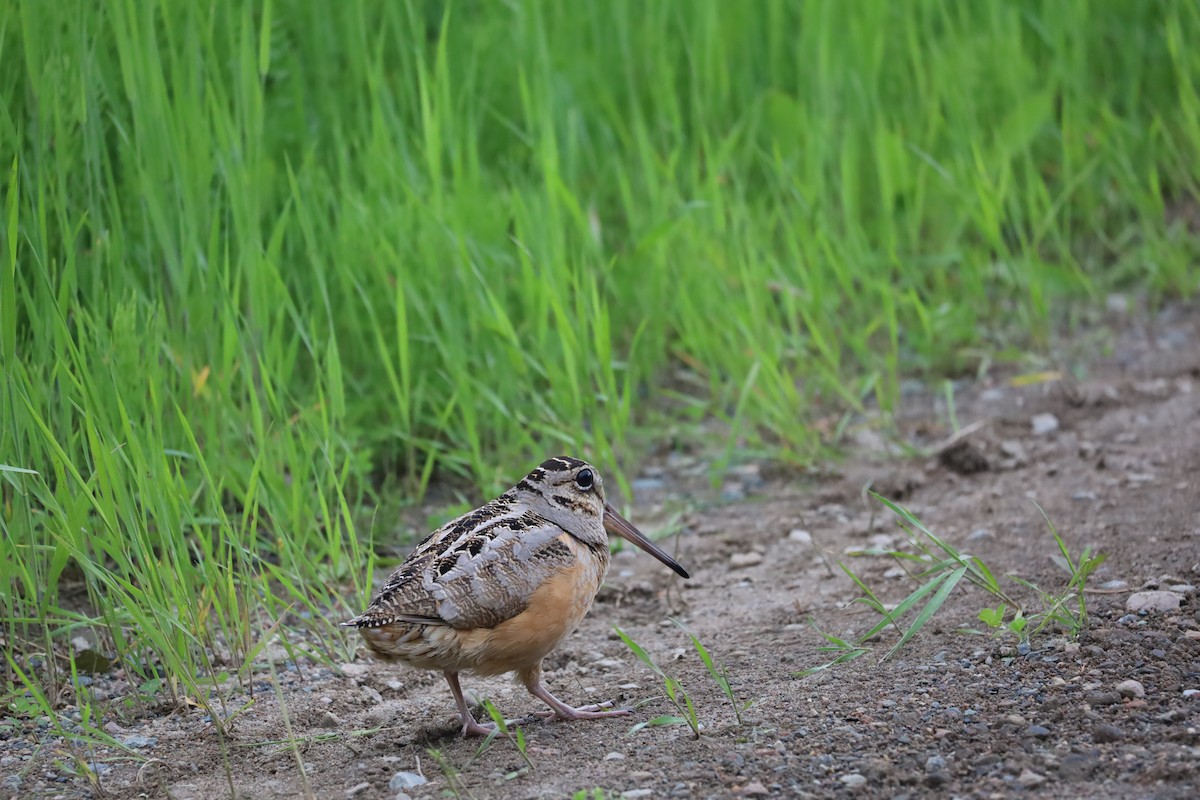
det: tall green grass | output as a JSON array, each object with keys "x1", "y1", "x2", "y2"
[{"x1": 1, "y1": 0, "x2": 1198, "y2": 711}]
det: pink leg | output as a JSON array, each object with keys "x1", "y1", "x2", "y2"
[
  {"x1": 443, "y1": 671, "x2": 496, "y2": 737},
  {"x1": 520, "y1": 664, "x2": 630, "y2": 722}
]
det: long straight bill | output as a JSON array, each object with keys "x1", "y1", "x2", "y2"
[{"x1": 603, "y1": 502, "x2": 690, "y2": 579}]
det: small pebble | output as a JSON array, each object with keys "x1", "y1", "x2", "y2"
[
  {"x1": 1025, "y1": 725, "x2": 1050, "y2": 738},
  {"x1": 999, "y1": 440, "x2": 1027, "y2": 462},
  {"x1": 840, "y1": 774, "x2": 867, "y2": 787},
  {"x1": 389, "y1": 772, "x2": 426, "y2": 791},
  {"x1": 1093, "y1": 724, "x2": 1124, "y2": 743},
  {"x1": 345, "y1": 782, "x2": 371, "y2": 797},
  {"x1": 122, "y1": 735, "x2": 157, "y2": 749},
  {"x1": 729, "y1": 552, "x2": 763, "y2": 568},
  {"x1": 924, "y1": 755, "x2": 946, "y2": 773},
  {"x1": 604, "y1": 752, "x2": 625, "y2": 761},
  {"x1": 1017, "y1": 768, "x2": 1046, "y2": 787},
  {"x1": 621, "y1": 791, "x2": 653, "y2": 799},
  {"x1": 340, "y1": 663, "x2": 370, "y2": 678},
  {"x1": 1031, "y1": 413, "x2": 1060, "y2": 436},
  {"x1": 1182, "y1": 689, "x2": 1198, "y2": 699},
  {"x1": 1115, "y1": 679, "x2": 1145, "y2": 699},
  {"x1": 1086, "y1": 691, "x2": 1122, "y2": 707},
  {"x1": 787, "y1": 529, "x2": 813, "y2": 546},
  {"x1": 742, "y1": 781, "x2": 769, "y2": 796},
  {"x1": 1059, "y1": 752, "x2": 1097, "y2": 780}
]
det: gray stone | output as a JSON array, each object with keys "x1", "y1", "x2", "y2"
[
  {"x1": 1031, "y1": 413, "x2": 1060, "y2": 436},
  {"x1": 1126, "y1": 591, "x2": 1182, "y2": 613},
  {"x1": 1017, "y1": 768, "x2": 1046, "y2": 787},
  {"x1": 1086, "y1": 691, "x2": 1122, "y2": 707},
  {"x1": 122, "y1": 735, "x2": 157, "y2": 748},
  {"x1": 1059, "y1": 753, "x2": 1097, "y2": 780},
  {"x1": 345, "y1": 782, "x2": 371, "y2": 797},
  {"x1": 999, "y1": 440, "x2": 1027, "y2": 461},
  {"x1": 1093, "y1": 724, "x2": 1124, "y2": 743},
  {"x1": 839, "y1": 774, "x2": 867, "y2": 788},
  {"x1": 1115, "y1": 679, "x2": 1145, "y2": 699},
  {"x1": 340, "y1": 662, "x2": 370, "y2": 678},
  {"x1": 388, "y1": 772, "x2": 427, "y2": 791}
]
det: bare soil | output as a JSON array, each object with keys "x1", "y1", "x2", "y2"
[{"x1": 4, "y1": 300, "x2": 1199, "y2": 799}]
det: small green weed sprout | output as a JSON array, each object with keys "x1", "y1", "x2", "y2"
[
  {"x1": 427, "y1": 748, "x2": 475, "y2": 800},
  {"x1": 796, "y1": 494, "x2": 1106, "y2": 675},
  {"x1": 671, "y1": 620, "x2": 752, "y2": 725},
  {"x1": 793, "y1": 622, "x2": 871, "y2": 677},
  {"x1": 613, "y1": 627, "x2": 700, "y2": 738},
  {"x1": 479, "y1": 698, "x2": 534, "y2": 777}
]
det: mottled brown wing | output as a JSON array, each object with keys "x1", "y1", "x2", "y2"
[{"x1": 343, "y1": 509, "x2": 577, "y2": 631}]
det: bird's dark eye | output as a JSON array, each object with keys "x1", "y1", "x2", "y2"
[{"x1": 574, "y1": 469, "x2": 594, "y2": 491}]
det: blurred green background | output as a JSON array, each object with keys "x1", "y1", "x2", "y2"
[{"x1": 1, "y1": 0, "x2": 1198, "y2": 697}]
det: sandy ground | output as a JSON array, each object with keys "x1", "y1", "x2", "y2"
[{"x1": 3, "y1": 300, "x2": 1199, "y2": 799}]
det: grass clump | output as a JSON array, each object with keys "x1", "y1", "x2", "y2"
[
  {"x1": 614, "y1": 626, "x2": 702, "y2": 739},
  {"x1": 797, "y1": 494, "x2": 1106, "y2": 675},
  {"x1": 615, "y1": 621, "x2": 750, "y2": 737},
  {"x1": 0, "y1": 0, "x2": 1196, "y2": 719}
]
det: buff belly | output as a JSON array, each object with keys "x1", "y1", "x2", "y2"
[{"x1": 359, "y1": 549, "x2": 607, "y2": 677}]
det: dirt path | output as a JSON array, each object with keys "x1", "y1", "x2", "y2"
[{"x1": 5, "y1": 302, "x2": 1199, "y2": 799}]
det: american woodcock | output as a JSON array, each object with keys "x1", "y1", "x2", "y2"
[{"x1": 342, "y1": 456, "x2": 689, "y2": 736}]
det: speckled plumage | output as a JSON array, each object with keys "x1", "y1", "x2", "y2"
[{"x1": 342, "y1": 456, "x2": 689, "y2": 736}]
